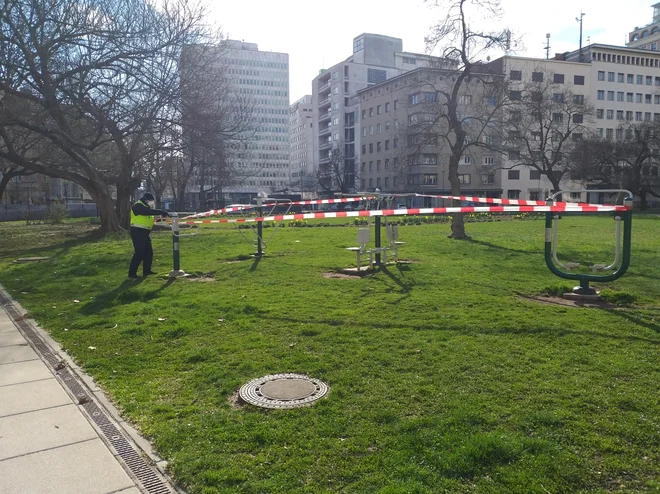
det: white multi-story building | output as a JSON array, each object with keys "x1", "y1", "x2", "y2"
[
  {"x1": 289, "y1": 95, "x2": 316, "y2": 196},
  {"x1": 628, "y1": 3, "x2": 660, "y2": 50}
]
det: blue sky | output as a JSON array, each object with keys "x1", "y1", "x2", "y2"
[{"x1": 210, "y1": 0, "x2": 652, "y2": 102}]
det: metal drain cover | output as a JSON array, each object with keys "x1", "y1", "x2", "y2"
[{"x1": 239, "y1": 373, "x2": 329, "y2": 409}]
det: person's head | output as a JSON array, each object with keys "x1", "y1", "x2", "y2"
[{"x1": 141, "y1": 192, "x2": 155, "y2": 207}]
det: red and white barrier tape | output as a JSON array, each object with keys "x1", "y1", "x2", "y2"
[
  {"x1": 161, "y1": 204, "x2": 629, "y2": 226},
  {"x1": 414, "y1": 193, "x2": 618, "y2": 208},
  {"x1": 184, "y1": 196, "x2": 374, "y2": 219}
]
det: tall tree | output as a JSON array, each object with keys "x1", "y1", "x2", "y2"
[
  {"x1": 0, "y1": 0, "x2": 223, "y2": 231},
  {"x1": 502, "y1": 73, "x2": 594, "y2": 193},
  {"x1": 317, "y1": 148, "x2": 354, "y2": 195},
  {"x1": 425, "y1": 0, "x2": 515, "y2": 239},
  {"x1": 571, "y1": 122, "x2": 660, "y2": 210}
]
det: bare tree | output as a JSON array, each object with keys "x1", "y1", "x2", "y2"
[
  {"x1": 571, "y1": 122, "x2": 660, "y2": 210},
  {"x1": 0, "y1": 0, "x2": 223, "y2": 231},
  {"x1": 501, "y1": 72, "x2": 594, "y2": 192},
  {"x1": 317, "y1": 148, "x2": 355, "y2": 195},
  {"x1": 424, "y1": 0, "x2": 515, "y2": 239}
]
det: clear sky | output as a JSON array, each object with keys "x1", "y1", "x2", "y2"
[{"x1": 208, "y1": 0, "x2": 653, "y2": 103}]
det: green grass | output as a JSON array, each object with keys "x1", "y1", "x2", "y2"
[{"x1": 1, "y1": 214, "x2": 659, "y2": 493}]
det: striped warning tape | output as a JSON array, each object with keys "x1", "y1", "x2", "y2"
[
  {"x1": 414, "y1": 193, "x2": 617, "y2": 208},
  {"x1": 161, "y1": 204, "x2": 630, "y2": 226},
  {"x1": 184, "y1": 196, "x2": 374, "y2": 219}
]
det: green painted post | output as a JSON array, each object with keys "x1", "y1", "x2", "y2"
[
  {"x1": 375, "y1": 215, "x2": 382, "y2": 265},
  {"x1": 256, "y1": 197, "x2": 263, "y2": 257}
]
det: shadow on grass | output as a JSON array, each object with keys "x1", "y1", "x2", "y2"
[
  {"x1": 249, "y1": 256, "x2": 261, "y2": 272},
  {"x1": 468, "y1": 239, "x2": 535, "y2": 255},
  {"x1": 605, "y1": 308, "x2": 660, "y2": 334},
  {"x1": 79, "y1": 278, "x2": 175, "y2": 315},
  {"x1": 377, "y1": 265, "x2": 416, "y2": 295},
  {"x1": 0, "y1": 230, "x2": 104, "y2": 260}
]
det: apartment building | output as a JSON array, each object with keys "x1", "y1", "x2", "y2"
[
  {"x1": 312, "y1": 34, "x2": 436, "y2": 193},
  {"x1": 181, "y1": 41, "x2": 290, "y2": 206},
  {"x1": 289, "y1": 95, "x2": 316, "y2": 196},
  {"x1": 627, "y1": 3, "x2": 660, "y2": 50},
  {"x1": 357, "y1": 68, "x2": 504, "y2": 201}
]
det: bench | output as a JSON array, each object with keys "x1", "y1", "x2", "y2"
[{"x1": 346, "y1": 228, "x2": 373, "y2": 270}]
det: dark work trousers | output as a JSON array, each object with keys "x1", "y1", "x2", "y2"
[{"x1": 129, "y1": 227, "x2": 153, "y2": 276}]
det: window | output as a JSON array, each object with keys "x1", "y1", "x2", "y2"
[
  {"x1": 483, "y1": 156, "x2": 495, "y2": 165},
  {"x1": 369, "y1": 107, "x2": 374, "y2": 117},
  {"x1": 597, "y1": 90, "x2": 605, "y2": 100},
  {"x1": 403, "y1": 56, "x2": 416, "y2": 65},
  {"x1": 530, "y1": 169, "x2": 541, "y2": 180},
  {"x1": 385, "y1": 140, "x2": 389, "y2": 150},
  {"x1": 598, "y1": 71, "x2": 605, "y2": 81},
  {"x1": 510, "y1": 70, "x2": 522, "y2": 80},
  {"x1": 574, "y1": 75, "x2": 585, "y2": 85},
  {"x1": 636, "y1": 111, "x2": 643, "y2": 121},
  {"x1": 608, "y1": 72, "x2": 615, "y2": 82},
  {"x1": 377, "y1": 160, "x2": 381, "y2": 170},
  {"x1": 423, "y1": 174, "x2": 438, "y2": 185},
  {"x1": 353, "y1": 37, "x2": 364, "y2": 53},
  {"x1": 529, "y1": 191, "x2": 541, "y2": 201},
  {"x1": 393, "y1": 100, "x2": 398, "y2": 110},
  {"x1": 606, "y1": 128, "x2": 613, "y2": 139},
  {"x1": 574, "y1": 94, "x2": 585, "y2": 104},
  {"x1": 377, "y1": 123, "x2": 381, "y2": 133},
  {"x1": 385, "y1": 102, "x2": 390, "y2": 112},
  {"x1": 508, "y1": 190, "x2": 521, "y2": 199},
  {"x1": 627, "y1": 92, "x2": 634, "y2": 102},
  {"x1": 617, "y1": 92, "x2": 624, "y2": 102},
  {"x1": 385, "y1": 121, "x2": 390, "y2": 131},
  {"x1": 510, "y1": 91, "x2": 522, "y2": 101},
  {"x1": 376, "y1": 178, "x2": 381, "y2": 188},
  {"x1": 597, "y1": 109, "x2": 604, "y2": 119},
  {"x1": 510, "y1": 111, "x2": 522, "y2": 121},
  {"x1": 409, "y1": 94, "x2": 419, "y2": 105},
  {"x1": 607, "y1": 91, "x2": 614, "y2": 101},
  {"x1": 458, "y1": 174, "x2": 471, "y2": 184},
  {"x1": 597, "y1": 128, "x2": 604, "y2": 137},
  {"x1": 362, "y1": 109, "x2": 366, "y2": 119},
  {"x1": 393, "y1": 138, "x2": 398, "y2": 148},
  {"x1": 618, "y1": 73, "x2": 624, "y2": 83},
  {"x1": 369, "y1": 143, "x2": 373, "y2": 153},
  {"x1": 531, "y1": 92, "x2": 542, "y2": 102},
  {"x1": 361, "y1": 162, "x2": 366, "y2": 172},
  {"x1": 508, "y1": 170, "x2": 520, "y2": 179},
  {"x1": 656, "y1": 77, "x2": 660, "y2": 86},
  {"x1": 369, "y1": 125, "x2": 374, "y2": 135},
  {"x1": 369, "y1": 161, "x2": 373, "y2": 171},
  {"x1": 552, "y1": 93, "x2": 564, "y2": 103},
  {"x1": 616, "y1": 110, "x2": 624, "y2": 120},
  {"x1": 646, "y1": 94, "x2": 653, "y2": 104},
  {"x1": 459, "y1": 95, "x2": 472, "y2": 105},
  {"x1": 532, "y1": 72, "x2": 544, "y2": 82},
  {"x1": 481, "y1": 174, "x2": 495, "y2": 184},
  {"x1": 573, "y1": 114, "x2": 583, "y2": 123},
  {"x1": 637, "y1": 93, "x2": 643, "y2": 103},
  {"x1": 385, "y1": 159, "x2": 389, "y2": 169},
  {"x1": 461, "y1": 155, "x2": 472, "y2": 164},
  {"x1": 361, "y1": 145, "x2": 366, "y2": 154},
  {"x1": 645, "y1": 112, "x2": 652, "y2": 121},
  {"x1": 607, "y1": 110, "x2": 613, "y2": 119},
  {"x1": 616, "y1": 128, "x2": 623, "y2": 140},
  {"x1": 637, "y1": 75, "x2": 643, "y2": 84},
  {"x1": 572, "y1": 133, "x2": 583, "y2": 141},
  {"x1": 626, "y1": 111, "x2": 633, "y2": 121},
  {"x1": 377, "y1": 105, "x2": 381, "y2": 115},
  {"x1": 627, "y1": 74, "x2": 634, "y2": 83},
  {"x1": 367, "y1": 68, "x2": 386, "y2": 84},
  {"x1": 552, "y1": 113, "x2": 564, "y2": 123},
  {"x1": 554, "y1": 73, "x2": 565, "y2": 83},
  {"x1": 376, "y1": 142, "x2": 381, "y2": 152},
  {"x1": 532, "y1": 132, "x2": 542, "y2": 141},
  {"x1": 647, "y1": 76, "x2": 653, "y2": 85},
  {"x1": 509, "y1": 150, "x2": 520, "y2": 160},
  {"x1": 421, "y1": 154, "x2": 437, "y2": 165}
]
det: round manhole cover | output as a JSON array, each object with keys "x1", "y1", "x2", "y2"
[{"x1": 239, "y1": 373, "x2": 329, "y2": 409}]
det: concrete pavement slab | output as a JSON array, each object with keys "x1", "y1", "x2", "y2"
[
  {"x1": 0, "y1": 344, "x2": 39, "y2": 365},
  {"x1": 112, "y1": 489, "x2": 143, "y2": 494},
  {"x1": 0, "y1": 438, "x2": 135, "y2": 494},
  {"x1": 0, "y1": 320, "x2": 17, "y2": 333},
  {"x1": 0, "y1": 359, "x2": 53, "y2": 387},
  {"x1": 0, "y1": 330, "x2": 27, "y2": 347},
  {"x1": 0, "y1": 404, "x2": 98, "y2": 460},
  {"x1": 0, "y1": 379, "x2": 70, "y2": 418}
]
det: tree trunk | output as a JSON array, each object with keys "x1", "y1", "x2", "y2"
[
  {"x1": 447, "y1": 154, "x2": 469, "y2": 239},
  {"x1": 639, "y1": 189, "x2": 647, "y2": 211},
  {"x1": 0, "y1": 170, "x2": 17, "y2": 202},
  {"x1": 87, "y1": 186, "x2": 122, "y2": 232}
]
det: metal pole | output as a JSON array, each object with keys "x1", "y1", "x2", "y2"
[
  {"x1": 169, "y1": 213, "x2": 185, "y2": 278},
  {"x1": 375, "y1": 215, "x2": 381, "y2": 265},
  {"x1": 256, "y1": 196, "x2": 263, "y2": 257}
]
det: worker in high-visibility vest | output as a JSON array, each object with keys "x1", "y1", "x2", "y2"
[{"x1": 128, "y1": 192, "x2": 169, "y2": 279}]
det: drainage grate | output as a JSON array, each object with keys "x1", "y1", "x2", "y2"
[
  {"x1": 239, "y1": 373, "x2": 329, "y2": 409},
  {"x1": 0, "y1": 291, "x2": 173, "y2": 494}
]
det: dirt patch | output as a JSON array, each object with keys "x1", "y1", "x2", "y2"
[
  {"x1": 519, "y1": 295, "x2": 615, "y2": 309},
  {"x1": 324, "y1": 272, "x2": 364, "y2": 279},
  {"x1": 187, "y1": 277, "x2": 215, "y2": 282},
  {"x1": 228, "y1": 391, "x2": 247, "y2": 410}
]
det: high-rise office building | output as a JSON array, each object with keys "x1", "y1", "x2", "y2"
[{"x1": 289, "y1": 95, "x2": 316, "y2": 196}]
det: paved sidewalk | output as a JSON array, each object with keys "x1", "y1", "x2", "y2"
[{"x1": 0, "y1": 303, "x2": 145, "y2": 494}]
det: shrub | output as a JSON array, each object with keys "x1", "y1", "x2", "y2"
[
  {"x1": 599, "y1": 289, "x2": 637, "y2": 306},
  {"x1": 43, "y1": 202, "x2": 69, "y2": 224}
]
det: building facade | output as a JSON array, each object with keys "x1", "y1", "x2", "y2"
[
  {"x1": 311, "y1": 34, "x2": 435, "y2": 194},
  {"x1": 289, "y1": 95, "x2": 316, "y2": 196}
]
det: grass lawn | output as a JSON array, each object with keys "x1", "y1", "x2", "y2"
[{"x1": 0, "y1": 214, "x2": 659, "y2": 494}]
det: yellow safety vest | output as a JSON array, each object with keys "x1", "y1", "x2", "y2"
[{"x1": 129, "y1": 200, "x2": 155, "y2": 230}]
